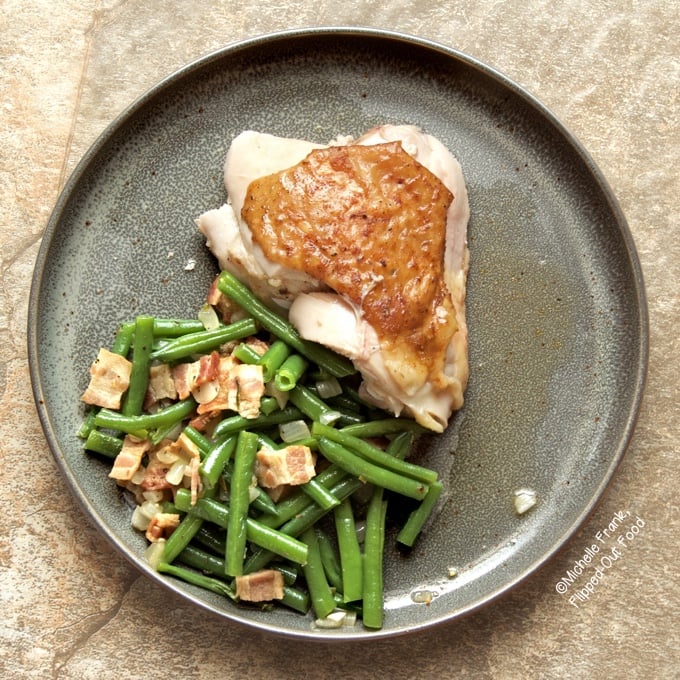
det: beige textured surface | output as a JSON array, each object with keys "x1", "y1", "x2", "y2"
[{"x1": 1, "y1": 1, "x2": 678, "y2": 677}]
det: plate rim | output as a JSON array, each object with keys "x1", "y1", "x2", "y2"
[{"x1": 27, "y1": 26, "x2": 649, "y2": 641}]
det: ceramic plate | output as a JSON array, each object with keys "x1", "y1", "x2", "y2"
[{"x1": 28, "y1": 28, "x2": 648, "y2": 639}]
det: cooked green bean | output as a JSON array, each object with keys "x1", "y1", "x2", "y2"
[
  {"x1": 313, "y1": 422, "x2": 437, "y2": 485},
  {"x1": 396, "y1": 480, "x2": 444, "y2": 548},
  {"x1": 174, "y1": 489, "x2": 308, "y2": 566},
  {"x1": 274, "y1": 354, "x2": 308, "y2": 392},
  {"x1": 217, "y1": 270, "x2": 356, "y2": 378},
  {"x1": 121, "y1": 315, "x2": 154, "y2": 416},
  {"x1": 94, "y1": 398, "x2": 196, "y2": 434},
  {"x1": 339, "y1": 418, "x2": 427, "y2": 439},
  {"x1": 333, "y1": 497, "x2": 364, "y2": 603},
  {"x1": 191, "y1": 525, "x2": 226, "y2": 556},
  {"x1": 362, "y1": 487, "x2": 387, "y2": 629},
  {"x1": 162, "y1": 513, "x2": 204, "y2": 565},
  {"x1": 301, "y1": 527, "x2": 336, "y2": 619},
  {"x1": 177, "y1": 543, "x2": 225, "y2": 576},
  {"x1": 258, "y1": 339, "x2": 291, "y2": 382},
  {"x1": 149, "y1": 317, "x2": 257, "y2": 362},
  {"x1": 157, "y1": 561, "x2": 236, "y2": 600},
  {"x1": 225, "y1": 431, "x2": 259, "y2": 576},
  {"x1": 152, "y1": 318, "x2": 206, "y2": 337},
  {"x1": 233, "y1": 342, "x2": 262, "y2": 364},
  {"x1": 221, "y1": 460, "x2": 279, "y2": 517},
  {"x1": 317, "y1": 436, "x2": 429, "y2": 500},
  {"x1": 83, "y1": 429, "x2": 123, "y2": 458},
  {"x1": 111, "y1": 321, "x2": 135, "y2": 355},
  {"x1": 300, "y1": 478, "x2": 340, "y2": 511},
  {"x1": 212, "y1": 406, "x2": 304, "y2": 438},
  {"x1": 182, "y1": 425, "x2": 212, "y2": 455},
  {"x1": 316, "y1": 528, "x2": 343, "y2": 592},
  {"x1": 280, "y1": 586, "x2": 311, "y2": 614},
  {"x1": 199, "y1": 434, "x2": 237, "y2": 488}
]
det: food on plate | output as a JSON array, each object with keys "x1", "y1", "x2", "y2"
[
  {"x1": 78, "y1": 124, "x2": 471, "y2": 631},
  {"x1": 197, "y1": 124, "x2": 470, "y2": 432}
]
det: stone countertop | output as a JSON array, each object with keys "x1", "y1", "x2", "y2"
[{"x1": 1, "y1": 1, "x2": 677, "y2": 678}]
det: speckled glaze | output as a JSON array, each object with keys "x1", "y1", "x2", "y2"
[{"x1": 27, "y1": 28, "x2": 647, "y2": 640}]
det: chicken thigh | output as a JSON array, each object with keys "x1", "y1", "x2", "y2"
[{"x1": 197, "y1": 125, "x2": 470, "y2": 432}]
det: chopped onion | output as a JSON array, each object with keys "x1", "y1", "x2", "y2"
[
  {"x1": 165, "y1": 460, "x2": 186, "y2": 486},
  {"x1": 198, "y1": 302, "x2": 220, "y2": 330},
  {"x1": 314, "y1": 610, "x2": 348, "y2": 629},
  {"x1": 513, "y1": 488, "x2": 538, "y2": 515},
  {"x1": 315, "y1": 377, "x2": 342, "y2": 399},
  {"x1": 192, "y1": 379, "x2": 220, "y2": 404},
  {"x1": 131, "y1": 467, "x2": 146, "y2": 485},
  {"x1": 156, "y1": 447, "x2": 180, "y2": 465},
  {"x1": 279, "y1": 420, "x2": 311, "y2": 443},
  {"x1": 142, "y1": 489, "x2": 165, "y2": 504},
  {"x1": 319, "y1": 410, "x2": 342, "y2": 425},
  {"x1": 139, "y1": 499, "x2": 161, "y2": 520},
  {"x1": 131, "y1": 505, "x2": 152, "y2": 531},
  {"x1": 144, "y1": 539, "x2": 166, "y2": 569},
  {"x1": 265, "y1": 381, "x2": 289, "y2": 410}
]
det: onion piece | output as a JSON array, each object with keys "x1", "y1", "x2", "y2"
[
  {"x1": 319, "y1": 410, "x2": 342, "y2": 425},
  {"x1": 144, "y1": 539, "x2": 166, "y2": 569},
  {"x1": 513, "y1": 488, "x2": 538, "y2": 515},
  {"x1": 166, "y1": 460, "x2": 186, "y2": 486},
  {"x1": 198, "y1": 303, "x2": 220, "y2": 330},
  {"x1": 279, "y1": 420, "x2": 311, "y2": 443},
  {"x1": 315, "y1": 377, "x2": 342, "y2": 399}
]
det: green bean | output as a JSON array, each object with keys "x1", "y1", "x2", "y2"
[
  {"x1": 94, "y1": 398, "x2": 196, "y2": 434},
  {"x1": 334, "y1": 498, "x2": 363, "y2": 603},
  {"x1": 280, "y1": 586, "x2": 310, "y2": 614},
  {"x1": 317, "y1": 436, "x2": 429, "y2": 500},
  {"x1": 243, "y1": 475, "x2": 363, "y2": 574},
  {"x1": 396, "y1": 481, "x2": 444, "y2": 548},
  {"x1": 300, "y1": 478, "x2": 341, "y2": 511},
  {"x1": 157, "y1": 561, "x2": 236, "y2": 600},
  {"x1": 316, "y1": 528, "x2": 343, "y2": 592},
  {"x1": 259, "y1": 396, "x2": 281, "y2": 416},
  {"x1": 174, "y1": 489, "x2": 308, "y2": 565},
  {"x1": 225, "y1": 431, "x2": 259, "y2": 577},
  {"x1": 212, "y1": 406, "x2": 303, "y2": 438},
  {"x1": 362, "y1": 487, "x2": 387, "y2": 629},
  {"x1": 288, "y1": 384, "x2": 335, "y2": 422},
  {"x1": 177, "y1": 543, "x2": 225, "y2": 576},
  {"x1": 274, "y1": 354, "x2": 308, "y2": 392},
  {"x1": 182, "y1": 426, "x2": 212, "y2": 456},
  {"x1": 199, "y1": 434, "x2": 237, "y2": 488},
  {"x1": 233, "y1": 342, "x2": 262, "y2": 364},
  {"x1": 151, "y1": 318, "x2": 206, "y2": 338},
  {"x1": 77, "y1": 409, "x2": 98, "y2": 439},
  {"x1": 121, "y1": 315, "x2": 155, "y2": 416},
  {"x1": 83, "y1": 429, "x2": 123, "y2": 458},
  {"x1": 339, "y1": 418, "x2": 427, "y2": 439},
  {"x1": 217, "y1": 270, "x2": 356, "y2": 378},
  {"x1": 162, "y1": 513, "x2": 204, "y2": 564},
  {"x1": 192, "y1": 525, "x2": 226, "y2": 556},
  {"x1": 258, "y1": 339, "x2": 292, "y2": 382},
  {"x1": 386, "y1": 430, "x2": 416, "y2": 461},
  {"x1": 149, "y1": 317, "x2": 257, "y2": 362},
  {"x1": 271, "y1": 561, "x2": 299, "y2": 586},
  {"x1": 111, "y1": 321, "x2": 135, "y2": 355},
  {"x1": 301, "y1": 527, "x2": 336, "y2": 619},
  {"x1": 313, "y1": 423, "x2": 437, "y2": 485}
]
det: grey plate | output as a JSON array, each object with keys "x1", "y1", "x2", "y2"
[{"x1": 28, "y1": 28, "x2": 648, "y2": 640}]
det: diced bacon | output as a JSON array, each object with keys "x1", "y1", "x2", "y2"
[
  {"x1": 140, "y1": 450, "x2": 173, "y2": 491},
  {"x1": 172, "y1": 362, "x2": 196, "y2": 400},
  {"x1": 196, "y1": 357, "x2": 265, "y2": 419},
  {"x1": 172, "y1": 352, "x2": 221, "y2": 403},
  {"x1": 206, "y1": 274, "x2": 238, "y2": 322},
  {"x1": 196, "y1": 351, "x2": 220, "y2": 386},
  {"x1": 233, "y1": 363, "x2": 265, "y2": 418},
  {"x1": 244, "y1": 337, "x2": 269, "y2": 357},
  {"x1": 109, "y1": 435, "x2": 151, "y2": 481},
  {"x1": 81, "y1": 348, "x2": 132, "y2": 409},
  {"x1": 188, "y1": 454, "x2": 201, "y2": 506},
  {"x1": 235, "y1": 569, "x2": 285, "y2": 602},
  {"x1": 255, "y1": 444, "x2": 316, "y2": 488},
  {"x1": 145, "y1": 512, "x2": 180, "y2": 542},
  {"x1": 188, "y1": 410, "x2": 220, "y2": 432},
  {"x1": 144, "y1": 363, "x2": 177, "y2": 410}
]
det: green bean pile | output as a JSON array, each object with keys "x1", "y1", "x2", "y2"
[{"x1": 79, "y1": 270, "x2": 443, "y2": 630}]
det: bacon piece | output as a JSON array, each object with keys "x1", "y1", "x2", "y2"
[
  {"x1": 81, "y1": 348, "x2": 132, "y2": 409},
  {"x1": 140, "y1": 450, "x2": 173, "y2": 491},
  {"x1": 172, "y1": 351, "x2": 221, "y2": 403},
  {"x1": 144, "y1": 363, "x2": 177, "y2": 410},
  {"x1": 235, "y1": 569, "x2": 284, "y2": 602},
  {"x1": 196, "y1": 358, "x2": 265, "y2": 418},
  {"x1": 255, "y1": 444, "x2": 316, "y2": 488},
  {"x1": 109, "y1": 435, "x2": 151, "y2": 481},
  {"x1": 145, "y1": 512, "x2": 180, "y2": 542}
]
